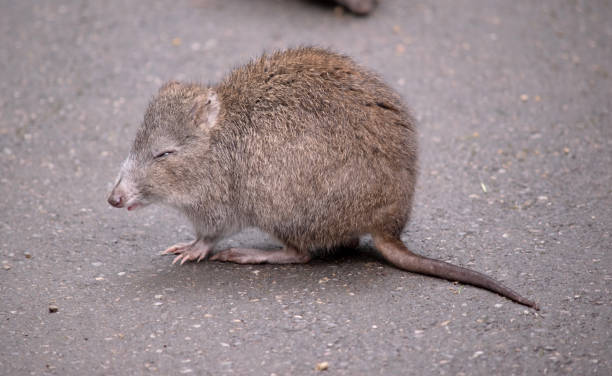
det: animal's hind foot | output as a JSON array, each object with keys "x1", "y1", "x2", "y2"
[{"x1": 210, "y1": 247, "x2": 311, "y2": 264}]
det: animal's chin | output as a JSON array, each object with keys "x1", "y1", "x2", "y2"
[{"x1": 126, "y1": 200, "x2": 149, "y2": 211}]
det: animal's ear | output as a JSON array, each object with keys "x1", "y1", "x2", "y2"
[
  {"x1": 159, "y1": 80, "x2": 182, "y2": 94},
  {"x1": 190, "y1": 90, "x2": 220, "y2": 130}
]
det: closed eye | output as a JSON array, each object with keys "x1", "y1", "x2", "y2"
[{"x1": 154, "y1": 150, "x2": 175, "y2": 159}]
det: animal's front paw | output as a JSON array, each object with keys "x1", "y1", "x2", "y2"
[{"x1": 161, "y1": 241, "x2": 212, "y2": 265}]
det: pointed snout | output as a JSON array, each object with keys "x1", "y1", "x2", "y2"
[{"x1": 107, "y1": 180, "x2": 126, "y2": 208}]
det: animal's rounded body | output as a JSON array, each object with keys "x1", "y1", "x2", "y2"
[
  {"x1": 108, "y1": 47, "x2": 537, "y2": 309},
  {"x1": 212, "y1": 48, "x2": 417, "y2": 250}
]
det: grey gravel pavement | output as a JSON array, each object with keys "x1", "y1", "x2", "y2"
[{"x1": 1, "y1": 0, "x2": 611, "y2": 375}]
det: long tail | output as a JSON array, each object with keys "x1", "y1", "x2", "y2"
[{"x1": 372, "y1": 233, "x2": 539, "y2": 310}]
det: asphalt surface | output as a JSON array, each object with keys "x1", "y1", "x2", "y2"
[{"x1": 1, "y1": 0, "x2": 611, "y2": 375}]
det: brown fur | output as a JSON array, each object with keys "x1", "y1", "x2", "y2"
[
  {"x1": 213, "y1": 47, "x2": 417, "y2": 251},
  {"x1": 108, "y1": 47, "x2": 537, "y2": 309}
]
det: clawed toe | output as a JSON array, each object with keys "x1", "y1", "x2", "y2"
[
  {"x1": 172, "y1": 254, "x2": 185, "y2": 265},
  {"x1": 162, "y1": 241, "x2": 211, "y2": 265},
  {"x1": 161, "y1": 242, "x2": 191, "y2": 255}
]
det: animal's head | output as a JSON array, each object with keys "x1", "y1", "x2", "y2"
[{"x1": 107, "y1": 81, "x2": 220, "y2": 211}]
